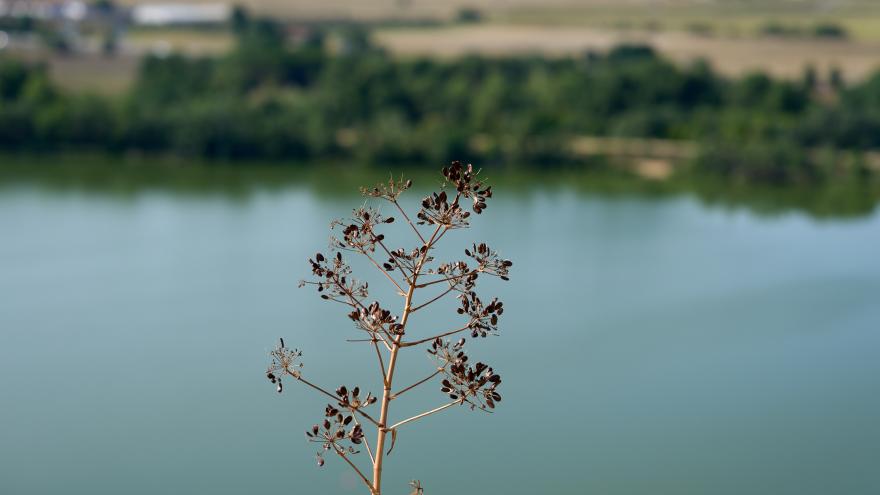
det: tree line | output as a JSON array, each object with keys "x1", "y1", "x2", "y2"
[{"x1": 2, "y1": 18, "x2": 880, "y2": 185}]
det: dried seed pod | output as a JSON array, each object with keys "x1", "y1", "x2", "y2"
[{"x1": 266, "y1": 163, "x2": 510, "y2": 483}]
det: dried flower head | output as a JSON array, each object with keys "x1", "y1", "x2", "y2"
[
  {"x1": 361, "y1": 175, "x2": 413, "y2": 202},
  {"x1": 442, "y1": 160, "x2": 492, "y2": 214},
  {"x1": 348, "y1": 301, "x2": 402, "y2": 337},
  {"x1": 299, "y1": 251, "x2": 369, "y2": 303},
  {"x1": 265, "y1": 162, "x2": 512, "y2": 495},
  {"x1": 458, "y1": 292, "x2": 504, "y2": 338},
  {"x1": 417, "y1": 190, "x2": 472, "y2": 229},
  {"x1": 330, "y1": 206, "x2": 395, "y2": 254}
]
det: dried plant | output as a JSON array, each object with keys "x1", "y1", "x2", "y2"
[{"x1": 266, "y1": 161, "x2": 512, "y2": 495}]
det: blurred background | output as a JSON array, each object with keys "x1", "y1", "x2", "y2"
[{"x1": 1, "y1": 1, "x2": 879, "y2": 495}]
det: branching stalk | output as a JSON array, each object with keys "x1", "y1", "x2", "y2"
[
  {"x1": 400, "y1": 325, "x2": 470, "y2": 348},
  {"x1": 388, "y1": 401, "x2": 461, "y2": 430},
  {"x1": 391, "y1": 368, "x2": 443, "y2": 399},
  {"x1": 268, "y1": 163, "x2": 508, "y2": 495},
  {"x1": 415, "y1": 270, "x2": 478, "y2": 288},
  {"x1": 410, "y1": 284, "x2": 457, "y2": 313},
  {"x1": 287, "y1": 372, "x2": 381, "y2": 428},
  {"x1": 364, "y1": 251, "x2": 406, "y2": 295},
  {"x1": 393, "y1": 200, "x2": 426, "y2": 244},
  {"x1": 332, "y1": 443, "x2": 376, "y2": 494}
]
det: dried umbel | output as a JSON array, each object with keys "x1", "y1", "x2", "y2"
[{"x1": 265, "y1": 161, "x2": 513, "y2": 495}]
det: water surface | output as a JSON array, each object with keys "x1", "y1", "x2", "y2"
[{"x1": 1, "y1": 167, "x2": 879, "y2": 495}]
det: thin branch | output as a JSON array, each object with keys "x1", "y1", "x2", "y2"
[
  {"x1": 331, "y1": 443, "x2": 375, "y2": 495},
  {"x1": 415, "y1": 270, "x2": 478, "y2": 288},
  {"x1": 372, "y1": 338, "x2": 387, "y2": 386},
  {"x1": 325, "y1": 297, "x2": 356, "y2": 306},
  {"x1": 433, "y1": 225, "x2": 450, "y2": 244},
  {"x1": 391, "y1": 368, "x2": 443, "y2": 399},
  {"x1": 287, "y1": 372, "x2": 382, "y2": 427},
  {"x1": 289, "y1": 373, "x2": 339, "y2": 402},
  {"x1": 387, "y1": 400, "x2": 460, "y2": 430},
  {"x1": 356, "y1": 328, "x2": 392, "y2": 351},
  {"x1": 351, "y1": 415, "x2": 375, "y2": 465},
  {"x1": 376, "y1": 238, "x2": 414, "y2": 282},
  {"x1": 400, "y1": 325, "x2": 470, "y2": 347},
  {"x1": 364, "y1": 251, "x2": 405, "y2": 295},
  {"x1": 393, "y1": 200, "x2": 426, "y2": 244},
  {"x1": 376, "y1": 334, "x2": 393, "y2": 352},
  {"x1": 329, "y1": 272, "x2": 393, "y2": 350},
  {"x1": 410, "y1": 284, "x2": 456, "y2": 313},
  {"x1": 354, "y1": 409, "x2": 382, "y2": 428}
]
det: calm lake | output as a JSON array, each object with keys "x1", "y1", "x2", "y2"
[{"x1": 1, "y1": 163, "x2": 879, "y2": 495}]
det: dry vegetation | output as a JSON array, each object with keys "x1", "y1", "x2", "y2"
[
  {"x1": 375, "y1": 25, "x2": 880, "y2": 81},
  {"x1": 111, "y1": 0, "x2": 880, "y2": 28},
  {"x1": 24, "y1": 0, "x2": 880, "y2": 91}
]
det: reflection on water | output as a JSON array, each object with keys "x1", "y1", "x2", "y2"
[
  {"x1": 1, "y1": 154, "x2": 879, "y2": 218},
  {"x1": 1, "y1": 157, "x2": 879, "y2": 495}
]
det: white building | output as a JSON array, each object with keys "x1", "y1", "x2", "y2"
[{"x1": 131, "y1": 3, "x2": 230, "y2": 26}]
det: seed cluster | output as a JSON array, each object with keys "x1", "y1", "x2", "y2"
[
  {"x1": 465, "y1": 242, "x2": 513, "y2": 280},
  {"x1": 361, "y1": 176, "x2": 413, "y2": 202},
  {"x1": 306, "y1": 385, "x2": 377, "y2": 467},
  {"x1": 348, "y1": 301, "x2": 402, "y2": 337},
  {"x1": 429, "y1": 338, "x2": 502, "y2": 410},
  {"x1": 385, "y1": 246, "x2": 432, "y2": 276},
  {"x1": 417, "y1": 190, "x2": 472, "y2": 229},
  {"x1": 300, "y1": 251, "x2": 369, "y2": 303},
  {"x1": 330, "y1": 206, "x2": 395, "y2": 254},
  {"x1": 266, "y1": 339, "x2": 303, "y2": 393},
  {"x1": 441, "y1": 160, "x2": 493, "y2": 214},
  {"x1": 458, "y1": 292, "x2": 504, "y2": 338}
]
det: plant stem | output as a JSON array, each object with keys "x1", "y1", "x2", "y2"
[
  {"x1": 371, "y1": 225, "x2": 442, "y2": 495},
  {"x1": 371, "y1": 298, "x2": 408, "y2": 493}
]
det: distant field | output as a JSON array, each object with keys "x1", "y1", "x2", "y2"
[
  {"x1": 111, "y1": 0, "x2": 880, "y2": 32},
  {"x1": 15, "y1": 0, "x2": 880, "y2": 92},
  {"x1": 27, "y1": 24, "x2": 880, "y2": 94},
  {"x1": 375, "y1": 25, "x2": 880, "y2": 81},
  {"x1": 126, "y1": 29, "x2": 234, "y2": 55},
  {"x1": 498, "y1": 2, "x2": 880, "y2": 41},
  {"x1": 115, "y1": 0, "x2": 880, "y2": 81}
]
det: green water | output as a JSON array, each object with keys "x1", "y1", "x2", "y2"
[{"x1": 1, "y1": 162, "x2": 879, "y2": 495}]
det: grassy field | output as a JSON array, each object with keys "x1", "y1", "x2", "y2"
[
  {"x1": 497, "y1": 1, "x2": 880, "y2": 40},
  {"x1": 111, "y1": 0, "x2": 880, "y2": 29},
  {"x1": 126, "y1": 29, "x2": 234, "y2": 55},
  {"x1": 17, "y1": 0, "x2": 880, "y2": 92},
  {"x1": 374, "y1": 25, "x2": 880, "y2": 81}
]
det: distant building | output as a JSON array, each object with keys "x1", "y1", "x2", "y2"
[
  {"x1": 0, "y1": 0, "x2": 121, "y2": 23},
  {"x1": 131, "y1": 3, "x2": 230, "y2": 26}
]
